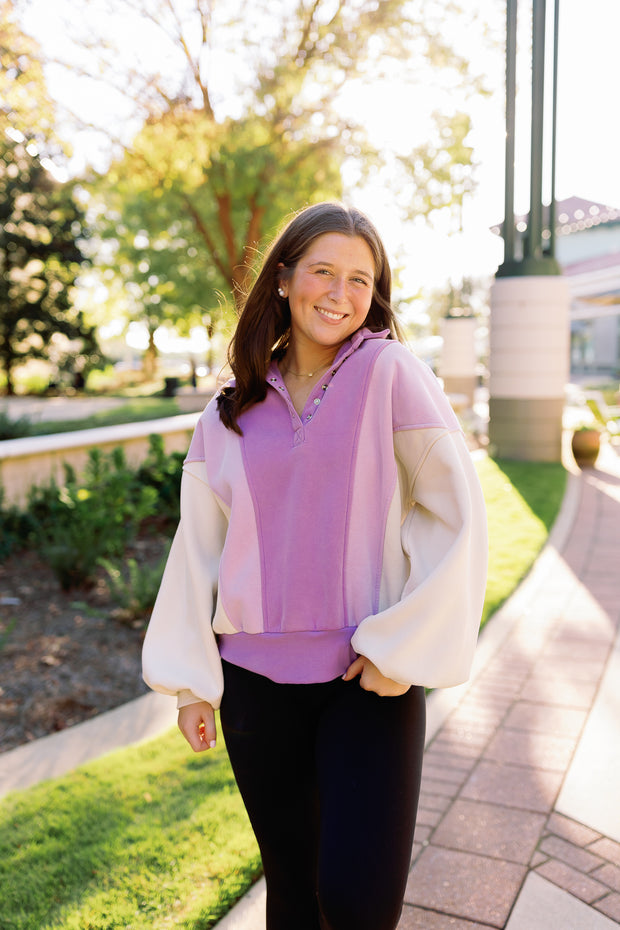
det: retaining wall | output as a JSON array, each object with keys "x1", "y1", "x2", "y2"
[{"x1": 0, "y1": 413, "x2": 201, "y2": 507}]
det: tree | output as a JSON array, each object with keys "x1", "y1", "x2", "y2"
[
  {"x1": 0, "y1": 0, "x2": 55, "y2": 141},
  {"x1": 16, "y1": 0, "x2": 486, "y2": 319},
  {"x1": 88, "y1": 104, "x2": 345, "y2": 373},
  {"x1": 399, "y1": 112, "x2": 476, "y2": 231},
  {"x1": 0, "y1": 135, "x2": 101, "y2": 394}
]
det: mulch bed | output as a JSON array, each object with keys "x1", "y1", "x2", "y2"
[{"x1": 0, "y1": 534, "x2": 169, "y2": 754}]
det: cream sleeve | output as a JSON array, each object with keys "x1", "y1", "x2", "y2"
[
  {"x1": 351, "y1": 428, "x2": 488, "y2": 689},
  {"x1": 142, "y1": 460, "x2": 228, "y2": 710}
]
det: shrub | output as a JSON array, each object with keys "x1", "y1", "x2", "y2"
[
  {"x1": 0, "y1": 487, "x2": 36, "y2": 560},
  {"x1": 0, "y1": 410, "x2": 33, "y2": 440},
  {"x1": 99, "y1": 549, "x2": 170, "y2": 626},
  {"x1": 29, "y1": 448, "x2": 159, "y2": 590},
  {"x1": 136, "y1": 433, "x2": 184, "y2": 527},
  {"x1": 1, "y1": 437, "x2": 184, "y2": 587}
]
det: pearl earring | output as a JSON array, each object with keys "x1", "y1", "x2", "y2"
[{"x1": 278, "y1": 287, "x2": 285, "y2": 298}]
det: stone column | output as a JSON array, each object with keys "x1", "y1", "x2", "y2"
[
  {"x1": 489, "y1": 275, "x2": 570, "y2": 461},
  {"x1": 439, "y1": 316, "x2": 478, "y2": 408}
]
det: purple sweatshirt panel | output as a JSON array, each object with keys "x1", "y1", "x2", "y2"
[
  {"x1": 218, "y1": 629, "x2": 358, "y2": 683},
  {"x1": 238, "y1": 334, "x2": 390, "y2": 635}
]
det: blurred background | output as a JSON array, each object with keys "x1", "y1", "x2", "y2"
[{"x1": 2, "y1": 0, "x2": 620, "y2": 398}]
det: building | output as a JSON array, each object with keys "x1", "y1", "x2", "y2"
[{"x1": 492, "y1": 196, "x2": 620, "y2": 378}]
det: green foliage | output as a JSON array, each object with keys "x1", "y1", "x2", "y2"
[
  {"x1": 0, "y1": 725, "x2": 261, "y2": 930},
  {"x1": 99, "y1": 549, "x2": 169, "y2": 626},
  {"x1": 584, "y1": 398, "x2": 616, "y2": 431},
  {"x1": 0, "y1": 0, "x2": 56, "y2": 141},
  {"x1": 28, "y1": 397, "x2": 181, "y2": 436},
  {"x1": 0, "y1": 134, "x2": 103, "y2": 395},
  {"x1": 0, "y1": 487, "x2": 36, "y2": 560},
  {"x1": 91, "y1": 105, "x2": 343, "y2": 335},
  {"x1": 28, "y1": 448, "x2": 158, "y2": 589},
  {"x1": 0, "y1": 408, "x2": 33, "y2": 439},
  {"x1": 2, "y1": 435, "x2": 184, "y2": 591},
  {"x1": 135, "y1": 432, "x2": 184, "y2": 525},
  {"x1": 400, "y1": 111, "x2": 476, "y2": 222}
]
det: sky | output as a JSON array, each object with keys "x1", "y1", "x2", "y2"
[{"x1": 16, "y1": 0, "x2": 620, "y2": 298}]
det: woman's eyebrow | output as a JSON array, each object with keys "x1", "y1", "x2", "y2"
[{"x1": 307, "y1": 260, "x2": 374, "y2": 280}]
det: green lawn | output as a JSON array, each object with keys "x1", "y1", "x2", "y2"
[
  {"x1": 0, "y1": 723, "x2": 261, "y2": 930},
  {"x1": 478, "y1": 456, "x2": 566, "y2": 626},
  {"x1": 0, "y1": 398, "x2": 184, "y2": 441},
  {"x1": 0, "y1": 456, "x2": 568, "y2": 930},
  {"x1": 30, "y1": 398, "x2": 184, "y2": 435}
]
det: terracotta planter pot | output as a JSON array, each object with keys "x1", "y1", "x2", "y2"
[{"x1": 571, "y1": 429, "x2": 601, "y2": 468}]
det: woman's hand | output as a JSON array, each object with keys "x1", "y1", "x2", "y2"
[
  {"x1": 178, "y1": 701, "x2": 217, "y2": 752},
  {"x1": 343, "y1": 656, "x2": 410, "y2": 697}
]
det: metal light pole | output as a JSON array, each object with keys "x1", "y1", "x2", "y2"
[
  {"x1": 488, "y1": 0, "x2": 570, "y2": 462},
  {"x1": 548, "y1": 0, "x2": 561, "y2": 259},
  {"x1": 497, "y1": 0, "x2": 561, "y2": 276},
  {"x1": 502, "y1": 0, "x2": 517, "y2": 267}
]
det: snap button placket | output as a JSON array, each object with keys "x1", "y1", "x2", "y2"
[{"x1": 266, "y1": 360, "x2": 337, "y2": 441}]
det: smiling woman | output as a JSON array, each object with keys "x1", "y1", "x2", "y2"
[
  {"x1": 216, "y1": 202, "x2": 400, "y2": 434},
  {"x1": 141, "y1": 201, "x2": 488, "y2": 930}
]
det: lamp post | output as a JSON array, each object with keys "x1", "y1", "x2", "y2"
[{"x1": 488, "y1": 0, "x2": 570, "y2": 462}]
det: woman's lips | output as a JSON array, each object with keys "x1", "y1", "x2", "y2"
[{"x1": 315, "y1": 306, "x2": 346, "y2": 322}]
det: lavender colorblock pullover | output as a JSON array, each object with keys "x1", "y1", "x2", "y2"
[{"x1": 142, "y1": 328, "x2": 488, "y2": 710}]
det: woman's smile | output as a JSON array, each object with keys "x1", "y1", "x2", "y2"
[{"x1": 314, "y1": 305, "x2": 348, "y2": 322}]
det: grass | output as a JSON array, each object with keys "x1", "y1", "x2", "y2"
[
  {"x1": 0, "y1": 722, "x2": 261, "y2": 930},
  {"x1": 0, "y1": 455, "x2": 568, "y2": 929},
  {"x1": 29, "y1": 398, "x2": 184, "y2": 436},
  {"x1": 478, "y1": 456, "x2": 567, "y2": 626}
]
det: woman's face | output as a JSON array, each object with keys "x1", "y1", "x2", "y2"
[{"x1": 279, "y1": 233, "x2": 375, "y2": 355}]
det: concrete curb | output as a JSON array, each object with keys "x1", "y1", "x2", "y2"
[{"x1": 0, "y1": 690, "x2": 177, "y2": 799}]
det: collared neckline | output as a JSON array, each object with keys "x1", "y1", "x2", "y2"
[{"x1": 266, "y1": 326, "x2": 389, "y2": 385}]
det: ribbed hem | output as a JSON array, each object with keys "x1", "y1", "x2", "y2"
[{"x1": 218, "y1": 629, "x2": 358, "y2": 684}]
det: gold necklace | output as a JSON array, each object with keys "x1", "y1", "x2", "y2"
[{"x1": 284, "y1": 361, "x2": 331, "y2": 378}]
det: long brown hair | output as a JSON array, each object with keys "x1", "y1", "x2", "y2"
[{"x1": 217, "y1": 201, "x2": 403, "y2": 433}]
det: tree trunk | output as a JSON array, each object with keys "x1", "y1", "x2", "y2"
[
  {"x1": 3, "y1": 361, "x2": 16, "y2": 396},
  {"x1": 142, "y1": 329, "x2": 158, "y2": 381}
]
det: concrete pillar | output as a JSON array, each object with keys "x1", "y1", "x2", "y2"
[
  {"x1": 439, "y1": 316, "x2": 478, "y2": 408},
  {"x1": 489, "y1": 275, "x2": 570, "y2": 461}
]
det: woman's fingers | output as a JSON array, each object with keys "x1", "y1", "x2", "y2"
[
  {"x1": 342, "y1": 655, "x2": 365, "y2": 681},
  {"x1": 343, "y1": 655, "x2": 410, "y2": 697},
  {"x1": 178, "y1": 701, "x2": 217, "y2": 752}
]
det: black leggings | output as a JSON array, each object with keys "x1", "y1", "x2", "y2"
[{"x1": 220, "y1": 660, "x2": 426, "y2": 930}]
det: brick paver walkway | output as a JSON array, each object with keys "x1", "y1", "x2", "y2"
[{"x1": 398, "y1": 444, "x2": 620, "y2": 928}]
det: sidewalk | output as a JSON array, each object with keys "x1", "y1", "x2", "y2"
[
  {"x1": 1, "y1": 437, "x2": 619, "y2": 929},
  {"x1": 397, "y1": 437, "x2": 620, "y2": 929}
]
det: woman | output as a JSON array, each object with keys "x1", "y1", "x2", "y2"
[{"x1": 142, "y1": 202, "x2": 488, "y2": 930}]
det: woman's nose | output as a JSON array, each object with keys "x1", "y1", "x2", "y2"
[{"x1": 328, "y1": 277, "x2": 346, "y2": 301}]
